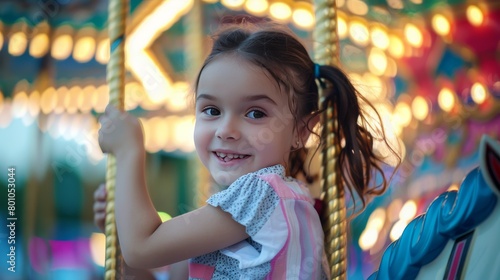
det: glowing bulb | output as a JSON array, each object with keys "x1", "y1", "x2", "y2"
[
  {"x1": 221, "y1": 0, "x2": 245, "y2": 9},
  {"x1": 371, "y1": 26, "x2": 389, "y2": 50},
  {"x1": 438, "y1": 88, "x2": 455, "y2": 112},
  {"x1": 73, "y1": 36, "x2": 96, "y2": 63},
  {"x1": 8, "y1": 32, "x2": 28, "y2": 56},
  {"x1": 388, "y1": 35, "x2": 404, "y2": 58},
  {"x1": 411, "y1": 96, "x2": 429, "y2": 121},
  {"x1": 390, "y1": 220, "x2": 407, "y2": 241},
  {"x1": 90, "y1": 233, "x2": 105, "y2": 267},
  {"x1": 346, "y1": 0, "x2": 368, "y2": 16},
  {"x1": 404, "y1": 23, "x2": 423, "y2": 48},
  {"x1": 359, "y1": 228, "x2": 379, "y2": 251},
  {"x1": 471, "y1": 82, "x2": 487, "y2": 104},
  {"x1": 244, "y1": 0, "x2": 268, "y2": 15},
  {"x1": 269, "y1": 1, "x2": 292, "y2": 21},
  {"x1": 349, "y1": 21, "x2": 369, "y2": 46},
  {"x1": 52, "y1": 34, "x2": 73, "y2": 60},
  {"x1": 393, "y1": 101, "x2": 412, "y2": 127},
  {"x1": 368, "y1": 48, "x2": 387, "y2": 76},
  {"x1": 432, "y1": 14, "x2": 450, "y2": 36},
  {"x1": 467, "y1": 5, "x2": 484, "y2": 27},
  {"x1": 338, "y1": 16, "x2": 348, "y2": 39},
  {"x1": 30, "y1": 33, "x2": 49, "y2": 58},
  {"x1": 399, "y1": 200, "x2": 417, "y2": 222},
  {"x1": 292, "y1": 4, "x2": 314, "y2": 29},
  {"x1": 0, "y1": 32, "x2": 3, "y2": 51}
]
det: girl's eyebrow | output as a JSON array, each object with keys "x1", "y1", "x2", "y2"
[{"x1": 196, "y1": 93, "x2": 277, "y2": 105}]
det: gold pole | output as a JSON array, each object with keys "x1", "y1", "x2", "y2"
[
  {"x1": 105, "y1": 0, "x2": 127, "y2": 279},
  {"x1": 312, "y1": 1, "x2": 346, "y2": 279}
]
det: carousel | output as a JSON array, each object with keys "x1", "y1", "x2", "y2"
[{"x1": 0, "y1": 0, "x2": 499, "y2": 279}]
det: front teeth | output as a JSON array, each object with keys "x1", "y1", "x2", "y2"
[{"x1": 216, "y1": 152, "x2": 246, "y2": 160}]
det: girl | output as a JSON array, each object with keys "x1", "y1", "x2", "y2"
[{"x1": 95, "y1": 23, "x2": 396, "y2": 279}]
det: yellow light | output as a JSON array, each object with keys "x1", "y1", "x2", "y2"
[
  {"x1": 346, "y1": 0, "x2": 368, "y2": 16},
  {"x1": 90, "y1": 233, "x2": 105, "y2": 267},
  {"x1": 404, "y1": 23, "x2": 423, "y2": 48},
  {"x1": 338, "y1": 16, "x2": 348, "y2": 39},
  {"x1": 95, "y1": 38, "x2": 110, "y2": 64},
  {"x1": 432, "y1": 14, "x2": 450, "y2": 36},
  {"x1": 73, "y1": 36, "x2": 96, "y2": 63},
  {"x1": 388, "y1": 35, "x2": 404, "y2": 58},
  {"x1": 292, "y1": 3, "x2": 314, "y2": 29},
  {"x1": 411, "y1": 96, "x2": 429, "y2": 121},
  {"x1": 387, "y1": 0, "x2": 403, "y2": 9},
  {"x1": 371, "y1": 26, "x2": 389, "y2": 50},
  {"x1": 93, "y1": 84, "x2": 109, "y2": 113},
  {"x1": 269, "y1": 1, "x2": 292, "y2": 21},
  {"x1": 368, "y1": 48, "x2": 387, "y2": 76},
  {"x1": 8, "y1": 32, "x2": 28, "y2": 56},
  {"x1": 221, "y1": 0, "x2": 245, "y2": 9},
  {"x1": 393, "y1": 101, "x2": 412, "y2": 127},
  {"x1": 40, "y1": 87, "x2": 56, "y2": 114},
  {"x1": 467, "y1": 5, "x2": 484, "y2": 27},
  {"x1": 359, "y1": 228, "x2": 379, "y2": 251},
  {"x1": 399, "y1": 200, "x2": 417, "y2": 222},
  {"x1": 52, "y1": 34, "x2": 73, "y2": 60},
  {"x1": 385, "y1": 57, "x2": 398, "y2": 77},
  {"x1": 337, "y1": 0, "x2": 345, "y2": 7},
  {"x1": 366, "y1": 208, "x2": 386, "y2": 231},
  {"x1": 471, "y1": 82, "x2": 487, "y2": 104},
  {"x1": 438, "y1": 88, "x2": 455, "y2": 112},
  {"x1": 390, "y1": 220, "x2": 407, "y2": 241},
  {"x1": 349, "y1": 20, "x2": 369, "y2": 46},
  {"x1": 244, "y1": 0, "x2": 268, "y2": 15},
  {"x1": 0, "y1": 90, "x2": 3, "y2": 110},
  {"x1": 29, "y1": 33, "x2": 49, "y2": 58},
  {"x1": 54, "y1": 86, "x2": 68, "y2": 114},
  {"x1": 447, "y1": 183, "x2": 459, "y2": 191}
]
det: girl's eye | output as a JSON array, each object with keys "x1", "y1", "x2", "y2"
[
  {"x1": 202, "y1": 107, "x2": 220, "y2": 116},
  {"x1": 246, "y1": 110, "x2": 266, "y2": 119}
]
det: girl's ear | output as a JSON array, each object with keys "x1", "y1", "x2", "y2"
[{"x1": 297, "y1": 114, "x2": 320, "y2": 148}]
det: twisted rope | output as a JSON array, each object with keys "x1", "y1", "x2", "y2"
[
  {"x1": 105, "y1": 0, "x2": 127, "y2": 279},
  {"x1": 312, "y1": 1, "x2": 346, "y2": 279}
]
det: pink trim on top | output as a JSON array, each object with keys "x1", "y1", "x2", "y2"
[
  {"x1": 267, "y1": 200, "x2": 290, "y2": 280},
  {"x1": 189, "y1": 263, "x2": 215, "y2": 279}
]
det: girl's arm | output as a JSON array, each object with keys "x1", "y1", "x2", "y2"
[{"x1": 99, "y1": 105, "x2": 248, "y2": 269}]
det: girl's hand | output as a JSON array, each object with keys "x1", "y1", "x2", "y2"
[
  {"x1": 93, "y1": 183, "x2": 107, "y2": 232},
  {"x1": 98, "y1": 105, "x2": 144, "y2": 157}
]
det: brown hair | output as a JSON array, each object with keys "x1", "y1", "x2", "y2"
[{"x1": 195, "y1": 22, "x2": 399, "y2": 210}]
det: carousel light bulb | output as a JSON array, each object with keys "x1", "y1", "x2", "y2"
[
  {"x1": 393, "y1": 101, "x2": 412, "y2": 127},
  {"x1": 221, "y1": 0, "x2": 244, "y2": 9},
  {"x1": 8, "y1": 32, "x2": 28, "y2": 56},
  {"x1": 337, "y1": 16, "x2": 348, "y2": 39},
  {"x1": 244, "y1": 0, "x2": 268, "y2": 15},
  {"x1": 432, "y1": 14, "x2": 450, "y2": 36},
  {"x1": 438, "y1": 88, "x2": 455, "y2": 112},
  {"x1": 292, "y1": 4, "x2": 314, "y2": 29},
  {"x1": 73, "y1": 36, "x2": 96, "y2": 63},
  {"x1": 368, "y1": 48, "x2": 387, "y2": 76},
  {"x1": 346, "y1": 0, "x2": 368, "y2": 16},
  {"x1": 404, "y1": 23, "x2": 423, "y2": 48},
  {"x1": 371, "y1": 26, "x2": 389, "y2": 50},
  {"x1": 349, "y1": 20, "x2": 369, "y2": 46},
  {"x1": 471, "y1": 82, "x2": 487, "y2": 104},
  {"x1": 411, "y1": 96, "x2": 429, "y2": 121},
  {"x1": 0, "y1": 31, "x2": 4, "y2": 51},
  {"x1": 269, "y1": 1, "x2": 292, "y2": 21},
  {"x1": 52, "y1": 34, "x2": 73, "y2": 60},
  {"x1": 467, "y1": 5, "x2": 484, "y2": 27},
  {"x1": 29, "y1": 33, "x2": 50, "y2": 58},
  {"x1": 388, "y1": 35, "x2": 404, "y2": 58},
  {"x1": 95, "y1": 38, "x2": 110, "y2": 64},
  {"x1": 399, "y1": 200, "x2": 417, "y2": 222}
]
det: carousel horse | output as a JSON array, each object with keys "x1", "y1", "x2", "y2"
[{"x1": 369, "y1": 135, "x2": 500, "y2": 280}]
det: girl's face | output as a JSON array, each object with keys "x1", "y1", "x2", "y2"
[{"x1": 194, "y1": 55, "x2": 297, "y2": 186}]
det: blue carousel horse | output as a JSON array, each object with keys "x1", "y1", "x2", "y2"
[{"x1": 369, "y1": 135, "x2": 500, "y2": 280}]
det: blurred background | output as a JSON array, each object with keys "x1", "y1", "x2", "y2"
[{"x1": 0, "y1": 0, "x2": 499, "y2": 279}]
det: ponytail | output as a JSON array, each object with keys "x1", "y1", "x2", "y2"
[{"x1": 313, "y1": 64, "x2": 399, "y2": 211}]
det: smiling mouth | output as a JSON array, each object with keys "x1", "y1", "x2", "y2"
[{"x1": 214, "y1": 152, "x2": 250, "y2": 162}]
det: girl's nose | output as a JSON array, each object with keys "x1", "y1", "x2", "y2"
[{"x1": 215, "y1": 117, "x2": 241, "y2": 141}]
